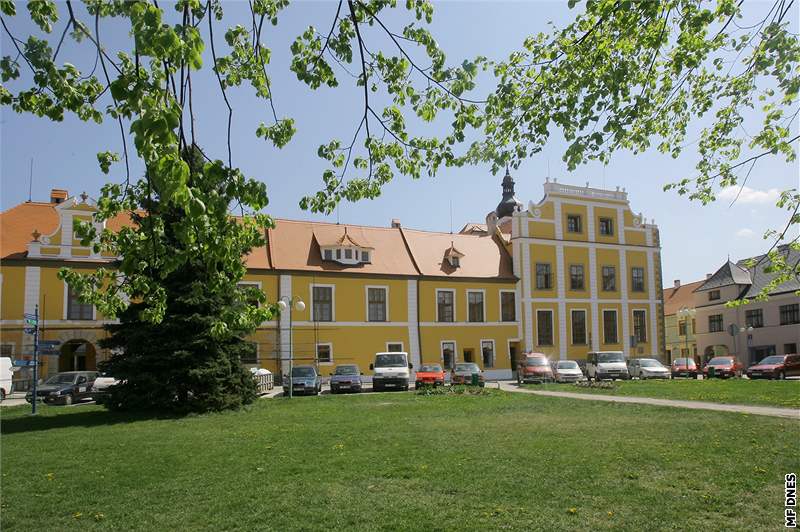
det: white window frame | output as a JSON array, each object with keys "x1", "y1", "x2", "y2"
[
  {"x1": 237, "y1": 281, "x2": 263, "y2": 307},
  {"x1": 632, "y1": 308, "x2": 647, "y2": 343},
  {"x1": 570, "y1": 309, "x2": 587, "y2": 345},
  {"x1": 310, "y1": 283, "x2": 336, "y2": 322},
  {"x1": 365, "y1": 285, "x2": 389, "y2": 322},
  {"x1": 63, "y1": 282, "x2": 96, "y2": 321},
  {"x1": 435, "y1": 288, "x2": 456, "y2": 323},
  {"x1": 480, "y1": 338, "x2": 496, "y2": 369},
  {"x1": 440, "y1": 340, "x2": 457, "y2": 369},
  {"x1": 602, "y1": 309, "x2": 619, "y2": 344},
  {"x1": 536, "y1": 309, "x2": 555, "y2": 346},
  {"x1": 499, "y1": 289, "x2": 516, "y2": 322},
  {"x1": 466, "y1": 289, "x2": 486, "y2": 323},
  {"x1": 316, "y1": 342, "x2": 333, "y2": 365},
  {"x1": 386, "y1": 341, "x2": 404, "y2": 352}
]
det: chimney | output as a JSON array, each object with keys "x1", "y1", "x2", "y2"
[
  {"x1": 50, "y1": 189, "x2": 68, "y2": 204},
  {"x1": 706, "y1": 273, "x2": 713, "y2": 280},
  {"x1": 391, "y1": 219, "x2": 401, "y2": 228},
  {"x1": 673, "y1": 280, "x2": 680, "y2": 289}
]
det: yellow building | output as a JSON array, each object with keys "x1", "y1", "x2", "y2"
[
  {"x1": 0, "y1": 176, "x2": 664, "y2": 383},
  {"x1": 662, "y1": 279, "x2": 703, "y2": 364}
]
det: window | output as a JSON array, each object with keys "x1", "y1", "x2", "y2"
[
  {"x1": 442, "y1": 341, "x2": 455, "y2": 370},
  {"x1": 631, "y1": 267, "x2": 645, "y2": 292},
  {"x1": 336, "y1": 248, "x2": 341, "y2": 260},
  {"x1": 601, "y1": 266, "x2": 616, "y2": 291},
  {"x1": 450, "y1": 256, "x2": 460, "y2": 268},
  {"x1": 323, "y1": 249, "x2": 333, "y2": 261},
  {"x1": 536, "y1": 263, "x2": 552, "y2": 290},
  {"x1": 785, "y1": 343, "x2": 798, "y2": 355},
  {"x1": 780, "y1": 304, "x2": 800, "y2": 325},
  {"x1": 536, "y1": 311, "x2": 553, "y2": 346},
  {"x1": 387, "y1": 342, "x2": 403, "y2": 352},
  {"x1": 745, "y1": 309, "x2": 763, "y2": 329},
  {"x1": 678, "y1": 321, "x2": 687, "y2": 336},
  {"x1": 367, "y1": 287, "x2": 387, "y2": 322},
  {"x1": 709, "y1": 290, "x2": 720, "y2": 301},
  {"x1": 0, "y1": 344, "x2": 13, "y2": 356},
  {"x1": 633, "y1": 310, "x2": 647, "y2": 343},
  {"x1": 500, "y1": 291, "x2": 516, "y2": 322},
  {"x1": 241, "y1": 342, "x2": 258, "y2": 364},
  {"x1": 599, "y1": 217, "x2": 614, "y2": 236},
  {"x1": 316, "y1": 343, "x2": 332, "y2": 364},
  {"x1": 437, "y1": 290, "x2": 454, "y2": 322},
  {"x1": 361, "y1": 250, "x2": 370, "y2": 262},
  {"x1": 468, "y1": 291, "x2": 484, "y2": 322},
  {"x1": 481, "y1": 340, "x2": 495, "y2": 369},
  {"x1": 692, "y1": 318, "x2": 696, "y2": 333},
  {"x1": 344, "y1": 249, "x2": 352, "y2": 259},
  {"x1": 603, "y1": 310, "x2": 618, "y2": 344},
  {"x1": 312, "y1": 286, "x2": 333, "y2": 322},
  {"x1": 709, "y1": 314, "x2": 723, "y2": 333},
  {"x1": 567, "y1": 214, "x2": 582, "y2": 233},
  {"x1": 571, "y1": 310, "x2": 587, "y2": 345},
  {"x1": 67, "y1": 285, "x2": 93, "y2": 320},
  {"x1": 237, "y1": 283, "x2": 261, "y2": 307},
  {"x1": 569, "y1": 264, "x2": 584, "y2": 291}
]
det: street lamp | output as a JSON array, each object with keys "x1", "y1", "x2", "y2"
[
  {"x1": 277, "y1": 296, "x2": 305, "y2": 399},
  {"x1": 739, "y1": 325, "x2": 754, "y2": 363},
  {"x1": 677, "y1": 307, "x2": 696, "y2": 373}
]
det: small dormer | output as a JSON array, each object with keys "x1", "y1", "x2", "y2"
[
  {"x1": 317, "y1": 227, "x2": 374, "y2": 266},
  {"x1": 444, "y1": 241, "x2": 464, "y2": 268}
]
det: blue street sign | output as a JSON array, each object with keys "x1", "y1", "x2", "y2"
[
  {"x1": 23, "y1": 313, "x2": 37, "y2": 319},
  {"x1": 39, "y1": 340, "x2": 61, "y2": 347},
  {"x1": 12, "y1": 359, "x2": 38, "y2": 367},
  {"x1": 39, "y1": 347, "x2": 60, "y2": 355},
  {"x1": 23, "y1": 327, "x2": 35, "y2": 335}
]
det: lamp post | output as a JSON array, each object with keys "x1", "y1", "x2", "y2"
[
  {"x1": 739, "y1": 325, "x2": 754, "y2": 365},
  {"x1": 277, "y1": 296, "x2": 305, "y2": 399},
  {"x1": 677, "y1": 307, "x2": 695, "y2": 374}
]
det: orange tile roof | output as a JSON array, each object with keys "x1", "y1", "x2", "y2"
[
  {"x1": 662, "y1": 280, "x2": 705, "y2": 316},
  {"x1": 400, "y1": 228, "x2": 515, "y2": 279},
  {"x1": 0, "y1": 202, "x2": 61, "y2": 260}
]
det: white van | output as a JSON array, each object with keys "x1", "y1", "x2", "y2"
[
  {"x1": 586, "y1": 351, "x2": 630, "y2": 381},
  {"x1": 370, "y1": 352, "x2": 412, "y2": 392},
  {"x1": 0, "y1": 357, "x2": 14, "y2": 401}
]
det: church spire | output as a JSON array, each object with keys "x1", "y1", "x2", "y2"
[{"x1": 495, "y1": 166, "x2": 522, "y2": 218}]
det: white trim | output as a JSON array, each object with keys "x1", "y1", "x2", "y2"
[
  {"x1": 435, "y1": 288, "x2": 456, "y2": 323},
  {"x1": 601, "y1": 308, "x2": 619, "y2": 345},
  {"x1": 293, "y1": 321, "x2": 409, "y2": 327},
  {"x1": 570, "y1": 308, "x2": 588, "y2": 346},
  {"x1": 522, "y1": 243, "x2": 533, "y2": 350},
  {"x1": 237, "y1": 281, "x2": 262, "y2": 288},
  {"x1": 466, "y1": 288, "x2": 486, "y2": 323},
  {"x1": 279, "y1": 274, "x2": 292, "y2": 375},
  {"x1": 555, "y1": 244, "x2": 567, "y2": 359},
  {"x1": 650, "y1": 301, "x2": 659, "y2": 357},
  {"x1": 406, "y1": 280, "x2": 420, "y2": 369},
  {"x1": 587, "y1": 204, "x2": 595, "y2": 241},
  {"x1": 419, "y1": 321, "x2": 515, "y2": 327},
  {"x1": 647, "y1": 251, "x2": 659, "y2": 356},
  {"x1": 440, "y1": 340, "x2": 457, "y2": 369},
  {"x1": 365, "y1": 285, "x2": 389, "y2": 322},
  {"x1": 309, "y1": 283, "x2": 336, "y2": 322},
  {"x1": 619, "y1": 249, "x2": 630, "y2": 357},
  {"x1": 553, "y1": 199, "x2": 563, "y2": 240},
  {"x1": 522, "y1": 297, "x2": 662, "y2": 305},
  {"x1": 535, "y1": 308, "x2": 555, "y2": 347},
  {"x1": 499, "y1": 289, "x2": 517, "y2": 323},
  {"x1": 316, "y1": 342, "x2": 334, "y2": 365},
  {"x1": 616, "y1": 206, "x2": 626, "y2": 245},
  {"x1": 1, "y1": 319, "x2": 118, "y2": 326},
  {"x1": 588, "y1": 248, "x2": 600, "y2": 350},
  {"x1": 511, "y1": 237, "x2": 657, "y2": 252},
  {"x1": 480, "y1": 338, "x2": 496, "y2": 369},
  {"x1": 24, "y1": 266, "x2": 41, "y2": 321},
  {"x1": 386, "y1": 341, "x2": 405, "y2": 352}
]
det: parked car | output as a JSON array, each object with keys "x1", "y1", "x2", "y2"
[
  {"x1": 90, "y1": 373, "x2": 120, "y2": 394},
  {"x1": 628, "y1": 358, "x2": 670, "y2": 380},
  {"x1": 554, "y1": 360, "x2": 584, "y2": 383},
  {"x1": 451, "y1": 362, "x2": 484, "y2": 386},
  {"x1": 703, "y1": 356, "x2": 743, "y2": 378},
  {"x1": 517, "y1": 353, "x2": 554, "y2": 384},
  {"x1": 415, "y1": 364, "x2": 445, "y2": 388},
  {"x1": 746, "y1": 354, "x2": 800, "y2": 380},
  {"x1": 671, "y1": 358, "x2": 698, "y2": 378},
  {"x1": 25, "y1": 371, "x2": 100, "y2": 405},
  {"x1": 0, "y1": 357, "x2": 13, "y2": 401},
  {"x1": 586, "y1": 351, "x2": 629, "y2": 381},
  {"x1": 371, "y1": 352, "x2": 412, "y2": 392},
  {"x1": 329, "y1": 364, "x2": 363, "y2": 394},
  {"x1": 283, "y1": 365, "x2": 321, "y2": 396}
]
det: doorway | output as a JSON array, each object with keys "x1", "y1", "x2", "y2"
[
  {"x1": 509, "y1": 342, "x2": 520, "y2": 378},
  {"x1": 463, "y1": 348, "x2": 474, "y2": 364},
  {"x1": 441, "y1": 341, "x2": 455, "y2": 370},
  {"x1": 59, "y1": 340, "x2": 97, "y2": 372}
]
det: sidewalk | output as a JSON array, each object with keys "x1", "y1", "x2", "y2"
[{"x1": 497, "y1": 381, "x2": 800, "y2": 420}]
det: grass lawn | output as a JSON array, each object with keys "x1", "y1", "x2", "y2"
[
  {"x1": 2, "y1": 391, "x2": 798, "y2": 531},
  {"x1": 528, "y1": 379, "x2": 800, "y2": 408}
]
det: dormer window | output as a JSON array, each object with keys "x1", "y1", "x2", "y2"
[
  {"x1": 450, "y1": 256, "x2": 460, "y2": 268},
  {"x1": 362, "y1": 250, "x2": 370, "y2": 263},
  {"x1": 316, "y1": 227, "x2": 374, "y2": 266},
  {"x1": 324, "y1": 249, "x2": 333, "y2": 261},
  {"x1": 345, "y1": 249, "x2": 352, "y2": 259},
  {"x1": 444, "y1": 241, "x2": 464, "y2": 269}
]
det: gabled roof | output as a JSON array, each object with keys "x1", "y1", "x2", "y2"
[
  {"x1": 695, "y1": 245, "x2": 800, "y2": 299},
  {"x1": 400, "y1": 228, "x2": 515, "y2": 279},
  {"x1": 444, "y1": 242, "x2": 465, "y2": 259},
  {"x1": 312, "y1": 225, "x2": 373, "y2": 249},
  {"x1": 662, "y1": 280, "x2": 705, "y2": 316},
  {"x1": 696, "y1": 260, "x2": 752, "y2": 291}
]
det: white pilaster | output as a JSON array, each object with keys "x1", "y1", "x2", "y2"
[
  {"x1": 523, "y1": 243, "x2": 533, "y2": 351},
  {"x1": 279, "y1": 274, "x2": 292, "y2": 375},
  {"x1": 407, "y1": 280, "x2": 421, "y2": 369},
  {"x1": 588, "y1": 248, "x2": 600, "y2": 351},
  {"x1": 647, "y1": 251, "x2": 659, "y2": 356},
  {"x1": 587, "y1": 204, "x2": 595, "y2": 242},
  {"x1": 555, "y1": 244, "x2": 567, "y2": 360},
  {"x1": 23, "y1": 267, "x2": 41, "y2": 349},
  {"x1": 553, "y1": 200, "x2": 563, "y2": 240},
  {"x1": 60, "y1": 212, "x2": 73, "y2": 258},
  {"x1": 616, "y1": 206, "x2": 626, "y2": 245},
  {"x1": 513, "y1": 239, "x2": 523, "y2": 340},
  {"x1": 619, "y1": 249, "x2": 630, "y2": 357}
]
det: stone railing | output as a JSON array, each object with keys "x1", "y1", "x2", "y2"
[{"x1": 543, "y1": 181, "x2": 628, "y2": 201}]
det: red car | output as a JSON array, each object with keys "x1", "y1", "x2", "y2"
[
  {"x1": 517, "y1": 353, "x2": 554, "y2": 384},
  {"x1": 671, "y1": 358, "x2": 698, "y2": 378},
  {"x1": 703, "y1": 356, "x2": 744, "y2": 378},
  {"x1": 415, "y1": 363, "x2": 445, "y2": 388},
  {"x1": 746, "y1": 354, "x2": 800, "y2": 380}
]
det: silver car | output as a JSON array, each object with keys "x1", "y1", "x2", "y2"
[
  {"x1": 629, "y1": 358, "x2": 670, "y2": 380},
  {"x1": 554, "y1": 360, "x2": 584, "y2": 383}
]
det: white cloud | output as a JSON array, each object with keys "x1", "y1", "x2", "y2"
[
  {"x1": 736, "y1": 228, "x2": 755, "y2": 238},
  {"x1": 718, "y1": 186, "x2": 781, "y2": 205}
]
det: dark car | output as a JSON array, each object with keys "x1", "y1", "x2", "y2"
[
  {"x1": 283, "y1": 365, "x2": 321, "y2": 396},
  {"x1": 703, "y1": 356, "x2": 744, "y2": 378},
  {"x1": 329, "y1": 364, "x2": 364, "y2": 394},
  {"x1": 746, "y1": 354, "x2": 799, "y2": 380},
  {"x1": 25, "y1": 371, "x2": 99, "y2": 405},
  {"x1": 451, "y1": 363, "x2": 485, "y2": 387},
  {"x1": 671, "y1": 358, "x2": 698, "y2": 378}
]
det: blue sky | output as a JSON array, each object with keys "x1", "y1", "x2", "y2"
[{"x1": 1, "y1": 1, "x2": 797, "y2": 287}]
